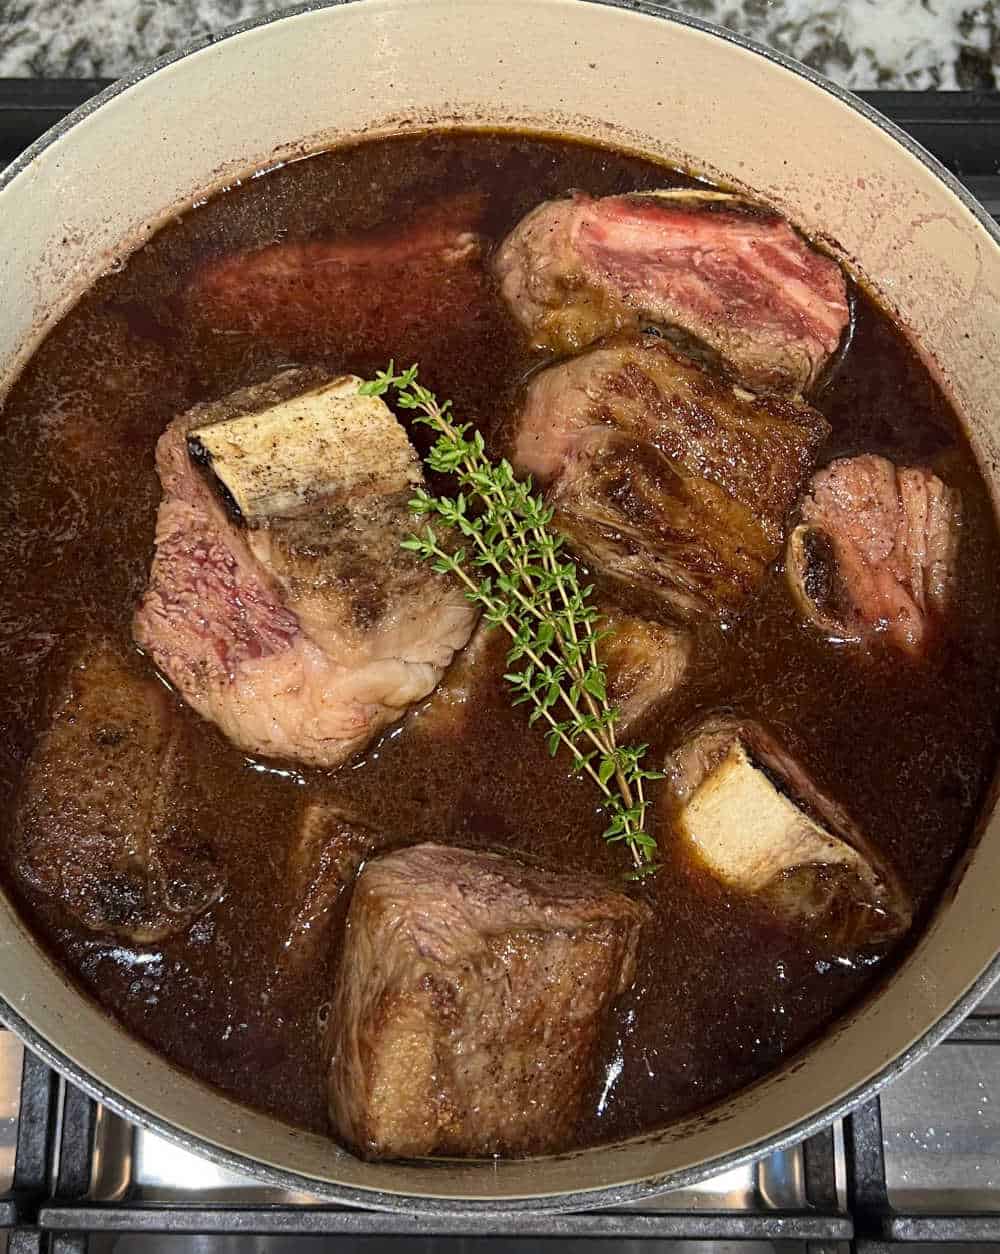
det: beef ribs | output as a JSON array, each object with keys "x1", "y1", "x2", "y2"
[
  {"x1": 412, "y1": 602, "x2": 689, "y2": 741},
  {"x1": 133, "y1": 370, "x2": 477, "y2": 767},
  {"x1": 786, "y1": 454, "x2": 961, "y2": 655},
  {"x1": 512, "y1": 334, "x2": 829, "y2": 621},
  {"x1": 662, "y1": 715, "x2": 912, "y2": 949},
  {"x1": 12, "y1": 643, "x2": 222, "y2": 941},
  {"x1": 185, "y1": 195, "x2": 487, "y2": 363},
  {"x1": 326, "y1": 842, "x2": 647, "y2": 1159},
  {"x1": 597, "y1": 603, "x2": 690, "y2": 732},
  {"x1": 276, "y1": 800, "x2": 378, "y2": 976},
  {"x1": 494, "y1": 190, "x2": 850, "y2": 393}
]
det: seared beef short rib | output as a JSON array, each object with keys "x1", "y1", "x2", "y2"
[
  {"x1": 326, "y1": 842, "x2": 647, "y2": 1159},
  {"x1": 495, "y1": 190, "x2": 850, "y2": 393},
  {"x1": 133, "y1": 370, "x2": 477, "y2": 767},
  {"x1": 13, "y1": 643, "x2": 222, "y2": 942},
  {"x1": 185, "y1": 195, "x2": 488, "y2": 365},
  {"x1": 277, "y1": 801, "x2": 378, "y2": 976},
  {"x1": 412, "y1": 601, "x2": 689, "y2": 741},
  {"x1": 787, "y1": 454, "x2": 961, "y2": 655},
  {"x1": 663, "y1": 715, "x2": 912, "y2": 949},
  {"x1": 512, "y1": 334, "x2": 829, "y2": 621}
]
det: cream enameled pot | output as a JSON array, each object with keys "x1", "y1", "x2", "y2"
[{"x1": 2, "y1": 0, "x2": 999, "y2": 1212}]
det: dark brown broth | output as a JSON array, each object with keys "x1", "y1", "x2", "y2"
[{"x1": 1, "y1": 132, "x2": 999, "y2": 1150}]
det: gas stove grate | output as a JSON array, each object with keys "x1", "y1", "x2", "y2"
[
  {"x1": 1, "y1": 83, "x2": 1000, "y2": 1252},
  {"x1": 1, "y1": 1013, "x2": 998, "y2": 1250}
]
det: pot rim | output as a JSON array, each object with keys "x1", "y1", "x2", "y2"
[{"x1": 2, "y1": 0, "x2": 999, "y2": 1216}]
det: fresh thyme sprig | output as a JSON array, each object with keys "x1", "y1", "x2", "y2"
[{"x1": 359, "y1": 363, "x2": 661, "y2": 877}]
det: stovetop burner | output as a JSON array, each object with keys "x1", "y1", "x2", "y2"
[{"x1": 1, "y1": 82, "x2": 999, "y2": 1253}]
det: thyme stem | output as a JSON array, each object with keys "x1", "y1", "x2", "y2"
[{"x1": 360, "y1": 363, "x2": 661, "y2": 876}]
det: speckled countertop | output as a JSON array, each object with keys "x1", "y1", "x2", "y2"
[{"x1": 0, "y1": 0, "x2": 996, "y2": 88}]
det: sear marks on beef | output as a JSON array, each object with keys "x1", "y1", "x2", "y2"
[
  {"x1": 513, "y1": 333, "x2": 828, "y2": 621},
  {"x1": 133, "y1": 369, "x2": 477, "y2": 767},
  {"x1": 551, "y1": 439, "x2": 773, "y2": 622},
  {"x1": 514, "y1": 333, "x2": 828, "y2": 528},
  {"x1": 185, "y1": 194, "x2": 487, "y2": 362},
  {"x1": 326, "y1": 842, "x2": 647, "y2": 1159},
  {"x1": 787, "y1": 455, "x2": 961, "y2": 656},
  {"x1": 411, "y1": 600, "x2": 689, "y2": 741},
  {"x1": 276, "y1": 800, "x2": 378, "y2": 976},
  {"x1": 663, "y1": 715, "x2": 912, "y2": 950},
  {"x1": 494, "y1": 189, "x2": 850, "y2": 394},
  {"x1": 12, "y1": 643, "x2": 222, "y2": 941}
]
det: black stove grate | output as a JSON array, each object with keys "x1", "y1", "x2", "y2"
[
  {"x1": 2, "y1": 1014, "x2": 999, "y2": 1249},
  {"x1": 1, "y1": 83, "x2": 999, "y2": 1252}
]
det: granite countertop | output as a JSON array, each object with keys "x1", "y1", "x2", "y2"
[{"x1": 0, "y1": 0, "x2": 996, "y2": 88}]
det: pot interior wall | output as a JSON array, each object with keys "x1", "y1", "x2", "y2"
[{"x1": 1, "y1": 0, "x2": 999, "y2": 1207}]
